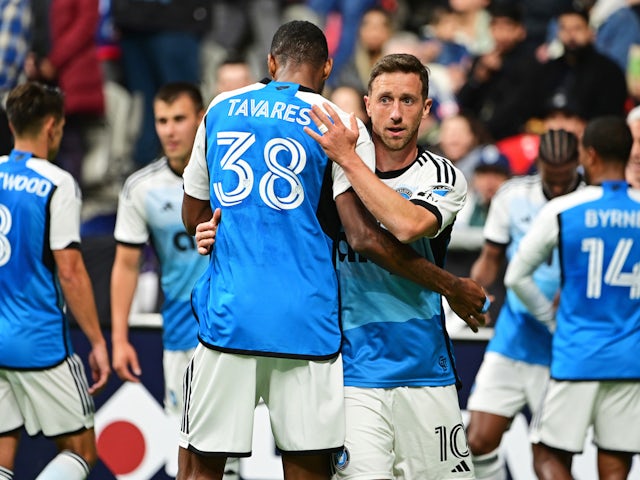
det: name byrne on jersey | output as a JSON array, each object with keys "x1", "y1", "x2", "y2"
[
  {"x1": 226, "y1": 99, "x2": 312, "y2": 126},
  {"x1": 0, "y1": 172, "x2": 52, "y2": 197},
  {"x1": 584, "y1": 208, "x2": 640, "y2": 228}
]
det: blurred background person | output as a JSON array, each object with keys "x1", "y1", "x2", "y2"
[{"x1": 627, "y1": 105, "x2": 640, "y2": 188}]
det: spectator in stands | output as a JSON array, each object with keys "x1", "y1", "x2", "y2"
[
  {"x1": 449, "y1": 0, "x2": 493, "y2": 56},
  {"x1": 457, "y1": 3, "x2": 541, "y2": 141},
  {"x1": 595, "y1": 0, "x2": 640, "y2": 72},
  {"x1": 306, "y1": 0, "x2": 380, "y2": 88},
  {"x1": 24, "y1": 0, "x2": 106, "y2": 189},
  {"x1": 627, "y1": 105, "x2": 640, "y2": 188},
  {"x1": 212, "y1": 55, "x2": 255, "y2": 99},
  {"x1": 435, "y1": 111, "x2": 493, "y2": 180},
  {"x1": 0, "y1": 0, "x2": 31, "y2": 155},
  {"x1": 329, "y1": 84, "x2": 370, "y2": 127},
  {"x1": 331, "y1": 5, "x2": 394, "y2": 92},
  {"x1": 111, "y1": 0, "x2": 210, "y2": 167},
  {"x1": 534, "y1": 5, "x2": 628, "y2": 122}
]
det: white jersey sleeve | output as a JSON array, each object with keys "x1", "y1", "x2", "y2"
[
  {"x1": 483, "y1": 181, "x2": 512, "y2": 245},
  {"x1": 183, "y1": 120, "x2": 210, "y2": 201},
  {"x1": 30, "y1": 161, "x2": 81, "y2": 250},
  {"x1": 504, "y1": 199, "x2": 561, "y2": 329}
]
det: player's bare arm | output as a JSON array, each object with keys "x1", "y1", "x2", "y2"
[
  {"x1": 306, "y1": 103, "x2": 439, "y2": 243},
  {"x1": 182, "y1": 193, "x2": 213, "y2": 235},
  {"x1": 54, "y1": 248, "x2": 110, "y2": 395},
  {"x1": 111, "y1": 244, "x2": 143, "y2": 382}
]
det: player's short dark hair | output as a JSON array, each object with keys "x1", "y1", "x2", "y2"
[
  {"x1": 582, "y1": 116, "x2": 632, "y2": 165},
  {"x1": 270, "y1": 20, "x2": 328, "y2": 69},
  {"x1": 368, "y1": 53, "x2": 430, "y2": 100},
  {"x1": 155, "y1": 82, "x2": 204, "y2": 112},
  {"x1": 5, "y1": 82, "x2": 64, "y2": 137},
  {"x1": 538, "y1": 129, "x2": 579, "y2": 165}
]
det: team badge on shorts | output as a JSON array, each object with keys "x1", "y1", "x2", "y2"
[{"x1": 332, "y1": 447, "x2": 350, "y2": 471}]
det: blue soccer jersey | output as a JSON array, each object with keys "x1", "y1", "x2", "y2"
[
  {"x1": 0, "y1": 150, "x2": 80, "y2": 369},
  {"x1": 507, "y1": 181, "x2": 640, "y2": 380},
  {"x1": 482, "y1": 175, "x2": 571, "y2": 366},
  {"x1": 114, "y1": 158, "x2": 207, "y2": 351},
  {"x1": 338, "y1": 149, "x2": 467, "y2": 388},
  {"x1": 183, "y1": 80, "x2": 375, "y2": 359}
]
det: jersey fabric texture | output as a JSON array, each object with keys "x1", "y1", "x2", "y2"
[
  {"x1": 0, "y1": 150, "x2": 81, "y2": 369},
  {"x1": 114, "y1": 157, "x2": 207, "y2": 351},
  {"x1": 183, "y1": 80, "x2": 375, "y2": 360},
  {"x1": 514, "y1": 181, "x2": 640, "y2": 380},
  {"x1": 337, "y1": 148, "x2": 466, "y2": 388},
  {"x1": 483, "y1": 175, "x2": 564, "y2": 366}
]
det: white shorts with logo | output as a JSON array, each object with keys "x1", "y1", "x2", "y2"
[
  {"x1": 530, "y1": 379, "x2": 640, "y2": 453},
  {"x1": 332, "y1": 385, "x2": 474, "y2": 480},
  {"x1": 467, "y1": 351, "x2": 550, "y2": 418},
  {"x1": 179, "y1": 344, "x2": 345, "y2": 456},
  {"x1": 163, "y1": 348, "x2": 195, "y2": 417},
  {"x1": 0, "y1": 354, "x2": 95, "y2": 437}
]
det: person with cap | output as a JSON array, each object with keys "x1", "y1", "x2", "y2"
[
  {"x1": 465, "y1": 129, "x2": 583, "y2": 480},
  {"x1": 626, "y1": 105, "x2": 640, "y2": 189}
]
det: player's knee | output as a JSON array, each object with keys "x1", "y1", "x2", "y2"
[{"x1": 466, "y1": 428, "x2": 500, "y2": 456}]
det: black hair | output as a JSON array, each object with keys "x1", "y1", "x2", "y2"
[
  {"x1": 270, "y1": 20, "x2": 328, "y2": 69},
  {"x1": 368, "y1": 53, "x2": 430, "y2": 100},
  {"x1": 155, "y1": 82, "x2": 204, "y2": 112},
  {"x1": 582, "y1": 116, "x2": 632, "y2": 165},
  {"x1": 5, "y1": 82, "x2": 64, "y2": 137},
  {"x1": 538, "y1": 129, "x2": 579, "y2": 165}
]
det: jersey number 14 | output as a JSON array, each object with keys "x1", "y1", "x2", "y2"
[{"x1": 582, "y1": 237, "x2": 640, "y2": 299}]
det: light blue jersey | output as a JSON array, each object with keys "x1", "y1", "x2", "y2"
[
  {"x1": 482, "y1": 175, "x2": 566, "y2": 366},
  {"x1": 0, "y1": 150, "x2": 81, "y2": 369},
  {"x1": 509, "y1": 181, "x2": 640, "y2": 380},
  {"x1": 183, "y1": 80, "x2": 375, "y2": 359},
  {"x1": 338, "y1": 148, "x2": 467, "y2": 387},
  {"x1": 114, "y1": 158, "x2": 207, "y2": 351}
]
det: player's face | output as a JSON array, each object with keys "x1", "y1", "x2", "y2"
[
  {"x1": 539, "y1": 160, "x2": 579, "y2": 198},
  {"x1": 154, "y1": 94, "x2": 203, "y2": 169},
  {"x1": 365, "y1": 72, "x2": 431, "y2": 152}
]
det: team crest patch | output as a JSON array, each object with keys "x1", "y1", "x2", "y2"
[
  {"x1": 332, "y1": 447, "x2": 350, "y2": 471},
  {"x1": 430, "y1": 184, "x2": 452, "y2": 197}
]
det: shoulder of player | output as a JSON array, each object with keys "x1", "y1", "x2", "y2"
[
  {"x1": 414, "y1": 148, "x2": 465, "y2": 188},
  {"x1": 121, "y1": 157, "x2": 171, "y2": 196},
  {"x1": 24, "y1": 157, "x2": 77, "y2": 189},
  {"x1": 539, "y1": 185, "x2": 603, "y2": 219}
]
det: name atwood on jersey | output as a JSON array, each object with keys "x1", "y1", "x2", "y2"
[{"x1": 0, "y1": 172, "x2": 52, "y2": 197}]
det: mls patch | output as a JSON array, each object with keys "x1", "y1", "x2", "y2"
[
  {"x1": 332, "y1": 447, "x2": 350, "y2": 471},
  {"x1": 431, "y1": 185, "x2": 452, "y2": 197}
]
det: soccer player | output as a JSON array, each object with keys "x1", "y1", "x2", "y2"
[
  {"x1": 505, "y1": 116, "x2": 640, "y2": 480},
  {"x1": 307, "y1": 53, "x2": 477, "y2": 479},
  {"x1": 110, "y1": 82, "x2": 239, "y2": 479},
  {"x1": 181, "y1": 23, "x2": 488, "y2": 480},
  {"x1": 0, "y1": 82, "x2": 110, "y2": 479},
  {"x1": 464, "y1": 129, "x2": 582, "y2": 479}
]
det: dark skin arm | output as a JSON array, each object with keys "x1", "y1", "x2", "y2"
[
  {"x1": 189, "y1": 191, "x2": 487, "y2": 331},
  {"x1": 336, "y1": 190, "x2": 486, "y2": 331},
  {"x1": 182, "y1": 193, "x2": 213, "y2": 235},
  {"x1": 470, "y1": 242, "x2": 506, "y2": 288}
]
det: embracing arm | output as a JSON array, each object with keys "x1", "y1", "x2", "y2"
[
  {"x1": 337, "y1": 190, "x2": 487, "y2": 331},
  {"x1": 182, "y1": 193, "x2": 213, "y2": 235}
]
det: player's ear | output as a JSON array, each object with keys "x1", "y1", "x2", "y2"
[
  {"x1": 322, "y1": 58, "x2": 333, "y2": 81},
  {"x1": 268, "y1": 54, "x2": 277, "y2": 79}
]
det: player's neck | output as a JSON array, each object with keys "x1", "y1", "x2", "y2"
[
  {"x1": 13, "y1": 137, "x2": 48, "y2": 160},
  {"x1": 374, "y1": 140, "x2": 418, "y2": 173}
]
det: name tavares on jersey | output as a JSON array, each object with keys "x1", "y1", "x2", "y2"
[{"x1": 226, "y1": 98, "x2": 312, "y2": 126}]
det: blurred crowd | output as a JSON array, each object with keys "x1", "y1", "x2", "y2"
[{"x1": 1, "y1": 0, "x2": 638, "y2": 302}]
